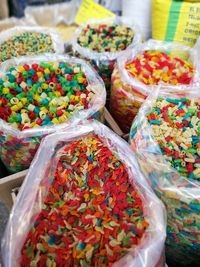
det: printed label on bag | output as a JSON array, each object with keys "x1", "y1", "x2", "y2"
[{"x1": 75, "y1": 0, "x2": 115, "y2": 25}]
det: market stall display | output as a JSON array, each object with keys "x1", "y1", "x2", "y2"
[
  {"x1": 0, "y1": 27, "x2": 64, "y2": 64},
  {"x1": 72, "y1": 17, "x2": 141, "y2": 92},
  {"x1": 110, "y1": 40, "x2": 197, "y2": 133},
  {"x1": 2, "y1": 121, "x2": 166, "y2": 267},
  {"x1": 130, "y1": 88, "x2": 200, "y2": 267},
  {"x1": 0, "y1": 54, "x2": 106, "y2": 173}
]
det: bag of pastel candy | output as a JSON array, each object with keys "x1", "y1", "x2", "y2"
[
  {"x1": 129, "y1": 86, "x2": 200, "y2": 267},
  {"x1": 2, "y1": 120, "x2": 166, "y2": 267},
  {"x1": 0, "y1": 54, "x2": 106, "y2": 173}
]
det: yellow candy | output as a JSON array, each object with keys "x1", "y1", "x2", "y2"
[
  {"x1": 11, "y1": 105, "x2": 19, "y2": 112},
  {"x1": 17, "y1": 66, "x2": 25, "y2": 72},
  {"x1": 37, "y1": 72, "x2": 43, "y2": 78},
  {"x1": 17, "y1": 101, "x2": 23, "y2": 110},
  {"x1": 77, "y1": 77, "x2": 84, "y2": 83},
  {"x1": 44, "y1": 68, "x2": 50, "y2": 75},
  {"x1": 2, "y1": 88, "x2": 9, "y2": 94},
  {"x1": 21, "y1": 98, "x2": 28, "y2": 105},
  {"x1": 41, "y1": 83, "x2": 48, "y2": 89},
  {"x1": 74, "y1": 96, "x2": 80, "y2": 101},
  {"x1": 54, "y1": 91, "x2": 61, "y2": 97},
  {"x1": 52, "y1": 118, "x2": 59, "y2": 124}
]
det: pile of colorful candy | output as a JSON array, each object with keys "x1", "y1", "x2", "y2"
[
  {"x1": 0, "y1": 55, "x2": 106, "y2": 172},
  {"x1": 147, "y1": 97, "x2": 200, "y2": 180},
  {"x1": 130, "y1": 92, "x2": 200, "y2": 266},
  {"x1": 110, "y1": 42, "x2": 195, "y2": 133},
  {"x1": 2, "y1": 122, "x2": 166, "y2": 267},
  {"x1": 0, "y1": 27, "x2": 64, "y2": 64},
  {"x1": 73, "y1": 18, "x2": 141, "y2": 90}
]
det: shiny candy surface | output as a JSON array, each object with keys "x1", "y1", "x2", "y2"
[{"x1": 20, "y1": 134, "x2": 148, "y2": 267}]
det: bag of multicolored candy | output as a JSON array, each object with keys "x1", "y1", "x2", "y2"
[
  {"x1": 0, "y1": 26, "x2": 64, "y2": 64},
  {"x1": 130, "y1": 86, "x2": 200, "y2": 267},
  {"x1": 72, "y1": 16, "x2": 142, "y2": 92},
  {"x1": 110, "y1": 39, "x2": 198, "y2": 133},
  {"x1": 0, "y1": 54, "x2": 106, "y2": 173},
  {"x1": 2, "y1": 120, "x2": 166, "y2": 267}
]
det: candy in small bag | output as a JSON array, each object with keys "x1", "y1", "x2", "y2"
[{"x1": 2, "y1": 120, "x2": 166, "y2": 267}]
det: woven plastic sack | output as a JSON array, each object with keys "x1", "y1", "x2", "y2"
[
  {"x1": 0, "y1": 54, "x2": 106, "y2": 173},
  {"x1": 2, "y1": 120, "x2": 166, "y2": 267},
  {"x1": 25, "y1": 1, "x2": 79, "y2": 41},
  {"x1": 72, "y1": 16, "x2": 142, "y2": 90},
  {"x1": 152, "y1": 0, "x2": 200, "y2": 47},
  {"x1": 0, "y1": 26, "x2": 64, "y2": 64},
  {"x1": 110, "y1": 39, "x2": 199, "y2": 133},
  {"x1": 129, "y1": 87, "x2": 200, "y2": 266}
]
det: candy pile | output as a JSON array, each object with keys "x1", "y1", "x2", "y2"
[
  {"x1": 0, "y1": 32, "x2": 55, "y2": 63},
  {"x1": 148, "y1": 97, "x2": 200, "y2": 180},
  {"x1": 20, "y1": 133, "x2": 148, "y2": 266},
  {"x1": 130, "y1": 95, "x2": 200, "y2": 266},
  {"x1": 0, "y1": 62, "x2": 94, "y2": 130},
  {"x1": 110, "y1": 50, "x2": 195, "y2": 132},
  {"x1": 74, "y1": 22, "x2": 136, "y2": 90},
  {"x1": 78, "y1": 24, "x2": 134, "y2": 52},
  {"x1": 0, "y1": 60, "x2": 105, "y2": 173},
  {"x1": 126, "y1": 51, "x2": 194, "y2": 85}
]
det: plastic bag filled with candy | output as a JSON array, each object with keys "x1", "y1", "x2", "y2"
[
  {"x1": 0, "y1": 54, "x2": 106, "y2": 173},
  {"x1": 129, "y1": 86, "x2": 200, "y2": 267},
  {"x1": 72, "y1": 16, "x2": 142, "y2": 93},
  {"x1": 0, "y1": 26, "x2": 64, "y2": 64},
  {"x1": 2, "y1": 120, "x2": 166, "y2": 267},
  {"x1": 110, "y1": 39, "x2": 199, "y2": 133}
]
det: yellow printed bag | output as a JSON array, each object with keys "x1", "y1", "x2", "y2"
[{"x1": 152, "y1": 0, "x2": 200, "y2": 47}]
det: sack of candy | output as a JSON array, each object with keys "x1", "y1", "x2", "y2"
[{"x1": 2, "y1": 120, "x2": 166, "y2": 267}]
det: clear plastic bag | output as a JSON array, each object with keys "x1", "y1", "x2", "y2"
[
  {"x1": 129, "y1": 86, "x2": 200, "y2": 266},
  {"x1": 24, "y1": 2, "x2": 79, "y2": 42},
  {"x1": 110, "y1": 39, "x2": 199, "y2": 133},
  {"x1": 0, "y1": 17, "x2": 37, "y2": 32},
  {"x1": 0, "y1": 54, "x2": 106, "y2": 173},
  {"x1": 0, "y1": 26, "x2": 64, "y2": 64},
  {"x1": 2, "y1": 120, "x2": 166, "y2": 267},
  {"x1": 72, "y1": 16, "x2": 142, "y2": 90}
]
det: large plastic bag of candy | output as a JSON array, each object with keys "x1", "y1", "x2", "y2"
[
  {"x1": 110, "y1": 39, "x2": 199, "y2": 133},
  {"x1": 0, "y1": 26, "x2": 64, "y2": 64},
  {"x1": 0, "y1": 54, "x2": 106, "y2": 173},
  {"x1": 72, "y1": 16, "x2": 142, "y2": 92},
  {"x1": 130, "y1": 87, "x2": 200, "y2": 267},
  {"x1": 2, "y1": 120, "x2": 166, "y2": 267}
]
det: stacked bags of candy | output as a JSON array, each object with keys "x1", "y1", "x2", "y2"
[
  {"x1": 0, "y1": 26, "x2": 64, "y2": 64},
  {"x1": 72, "y1": 16, "x2": 142, "y2": 91},
  {"x1": 110, "y1": 39, "x2": 198, "y2": 133},
  {"x1": 2, "y1": 120, "x2": 166, "y2": 267},
  {"x1": 130, "y1": 87, "x2": 200, "y2": 266},
  {"x1": 0, "y1": 55, "x2": 106, "y2": 173}
]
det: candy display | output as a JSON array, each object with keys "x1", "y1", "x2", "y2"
[
  {"x1": 110, "y1": 40, "x2": 197, "y2": 133},
  {"x1": 2, "y1": 121, "x2": 166, "y2": 267},
  {"x1": 0, "y1": 55, "x2": 106, "y2": 173},
  {"x1": 72, "y1": 17, "x2": 141, "y2": 91},
  {"x1": 0, "y1": 27, "x2": 64, "y2": 64},
  {"x1": 130, "y1": 89, "x2": 200, "y2": 266}
]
